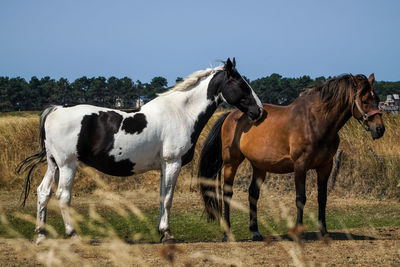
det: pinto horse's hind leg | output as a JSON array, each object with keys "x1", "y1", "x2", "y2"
[
  {"x1": 35, "y1": 155, "x2": 59, "y2": 244},
  {"x1": 158, "y1": 159, "x2": 181, "y2": 243},
  {"x1": 55, "y1": 162, "x2": 78, "y2": 238},
  {"x1": 316, "y1": 160, "x2": 333, "y2": 237},
  {"x1": 248, "y1": 167, "x2": 266, "y2": 241}
]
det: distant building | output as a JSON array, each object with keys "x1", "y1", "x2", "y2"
[
  {"x1": 379, "y1": 94, "x2": 400, "y2": 114},
  {"x1": 135, "y1": 96, "x2": 149, "y2": 108},
  {"x1": 115, "y1": 97, "x2": 123, "y2": 108},
  {"x1": 114, "y1": 96, "x2": 150, "y2": 109}
]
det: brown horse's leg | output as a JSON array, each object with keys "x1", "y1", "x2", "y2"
[
  {"x1": 294, "y1": 166, "x2": 307, "y2": 231},
  {"x1": 316, "y1": 160, "x2": 332, "y2": 237},
  {"x1": 248, "y1": 167, "x2": 266, "y2": 241},
  {"x1": 222, "y1": 162, "x2": 240, "y2": 242}
]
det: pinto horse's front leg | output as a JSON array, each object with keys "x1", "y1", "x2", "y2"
[{"x1": 158, "y1": 159, "x2": 181, "y2": 243}]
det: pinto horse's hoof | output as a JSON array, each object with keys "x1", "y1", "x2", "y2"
[
  {"x1": 65, "y1": 229, "x2": 78, "y2": 239},
  {"x1": 160, "y1": 230, "x2": 176, "y2": 244},
  {"x1": 35, "y1": 233, "x2": 46, "y2": 245},
  {"x1": 251, "y1": 232, "x2": 264, "y2": 241}
]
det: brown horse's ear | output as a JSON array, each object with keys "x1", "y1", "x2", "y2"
[
  {"x1": 350, "y1": 74, "x2": 358, "y2": 87},
  {"x1": 368, "y1": 73, "x2": 375, "y2": 85}
]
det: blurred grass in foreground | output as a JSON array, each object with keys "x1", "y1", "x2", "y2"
[{"x1": 1, "y1": 191, "x2": 399, "y2": 242}]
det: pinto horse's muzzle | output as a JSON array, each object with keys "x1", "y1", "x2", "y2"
[{"x1": 247, "y1": 107, "x2": 266, "y2": 123}]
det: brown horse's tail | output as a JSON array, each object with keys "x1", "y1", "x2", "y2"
[
  {"x1": 16, "y1": 105, "x2": 58, "y2": 207},
  {"x1": 198, "y1": 112, "x2": 230, "y2": 221}
]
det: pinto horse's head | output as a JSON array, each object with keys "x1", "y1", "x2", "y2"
[
  {"x1": 219, "y1": 58, "x2": 264, "y2": 122},
  {"x1": 352, "y1": 73, "x2": 385, "y2": 139}
]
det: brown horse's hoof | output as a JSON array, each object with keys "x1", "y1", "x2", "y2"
[
  {"x1": 319, "y1": 224, "x2": 329, "y2": 237},
  {"x1": 251, "y1": 231, "x2": 264, "y2": 241},
  {"x1": 320, "y1": 230, "x2": 329, "y2": 238},
  {"x1": 160, "y1": 230, "x2": 176, "y2": 244},
  {"x1": 222, "y1": 233, "x2": 229, "y2": 242}
]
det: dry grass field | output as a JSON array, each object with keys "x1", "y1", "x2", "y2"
[{"x1": 0, "y1": 111, "x2": 400, "y2": 266}]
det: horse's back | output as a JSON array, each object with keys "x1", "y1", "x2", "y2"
[
  {"x1": 44, "y1": 105, "x2": 124, "y2": 167},
  {"x1": 45, "y1": 105, "x2": 123, "y2": 144}
]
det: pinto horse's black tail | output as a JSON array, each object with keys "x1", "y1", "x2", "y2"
[
  {"x1": 17, "y1": 105, "x2": 58, "y2": 207},
  {"x1": 198, "y1": 112, "x2": 230, "y2": 221}
]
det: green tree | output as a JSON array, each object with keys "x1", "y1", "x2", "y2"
[
  {"x1": 107, "y1": 76, "x2": 123, "y2": 107},
  {"x1": 9, "y1": 77, "x2": 29, "y2": 110},
  {"x1": 55, "y1": 78, "x2": 71, "y2": 105},
  {"x1": 70, "y1": 76, "x2": 90, "y2": 104},
  {"x1": 38, "y1": 76, "x2": 56, "y2": 109},
  {"x1": 146, "y1": 76, "x2": 168, "y2": 98},
  {"x1": 0, "y1": 77, "x2": 12, "y2": 111},
  {"x1": 119, "y1": 77, "x2": 136, "y2": 108}
]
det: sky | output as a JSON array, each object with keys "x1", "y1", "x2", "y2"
[{"x1": 0, "y1": 0, "x2": 399, "y2": 86}]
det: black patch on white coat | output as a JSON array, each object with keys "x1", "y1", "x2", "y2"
[
  {"x1": 206, "y1": 70, "x2": 225, "y2": 100},
  {"x1": 181, "y1": 72, "x2": 224, "y2": 166},
  {"x1": 181, "y1": 102, "x2": 218, "y2": 166},
  {"x1": 77, "y1": 111, "x2": 135, "y2": 176},
  {"x1": 121, "y1": 113, "x2": 148, "y2": 134},
  {"x1": 182, "y1": 63, "x2": 260, "y2": 166}
]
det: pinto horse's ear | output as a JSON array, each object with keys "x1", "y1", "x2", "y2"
[
  {"x1": 232, "y1": 57, "x2": 236, "y2": 68},
  {"x1": 368, "y1": 73, "x2": 375, "y2": 85},
  {"x1": 226, "y1": 58, "x2": 233, "y2": 76}
]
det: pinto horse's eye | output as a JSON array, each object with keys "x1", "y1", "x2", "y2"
[{"x1": 240, "y1": 98, "x2": 249, "y2": 105}]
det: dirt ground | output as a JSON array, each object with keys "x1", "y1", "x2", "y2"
[{"x1": 0, "y1": 190, "x2": 399, "y2": 266}]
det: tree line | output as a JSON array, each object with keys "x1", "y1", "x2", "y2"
[{"x1": 0, "y1": 74, "x2": 398, "y2": 112}]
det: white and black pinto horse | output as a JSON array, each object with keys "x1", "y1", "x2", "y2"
[{"x1": 18, "y1": 58, "x2": 264, "y2": 244}]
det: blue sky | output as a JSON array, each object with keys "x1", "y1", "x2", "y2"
[{"x1": 1, "y1": 0, "x2": 399, "y2": 85}]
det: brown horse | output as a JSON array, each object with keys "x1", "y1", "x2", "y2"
[{"x1": 199, "y1": 74, "x2": 385, "y2": 241}]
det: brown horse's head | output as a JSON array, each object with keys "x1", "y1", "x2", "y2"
[{"x1": 352, "y1": 73, "x2": 385, "y2": 139}]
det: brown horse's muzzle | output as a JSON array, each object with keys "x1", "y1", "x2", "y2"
[
  {"x1": 370, "y1": 123, "x2": 385, "y2": 139},
  {"x1": 367, "y1": 113, "x2": 385, "y2": 140}
]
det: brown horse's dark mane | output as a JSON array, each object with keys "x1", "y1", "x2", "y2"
[{"x1": 303, "y1": 74, "x2": 368, "y2": 114}]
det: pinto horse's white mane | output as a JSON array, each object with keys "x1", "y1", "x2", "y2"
[{"x1": 158, "y1": 65, "x2": 224, "y2": 96}]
